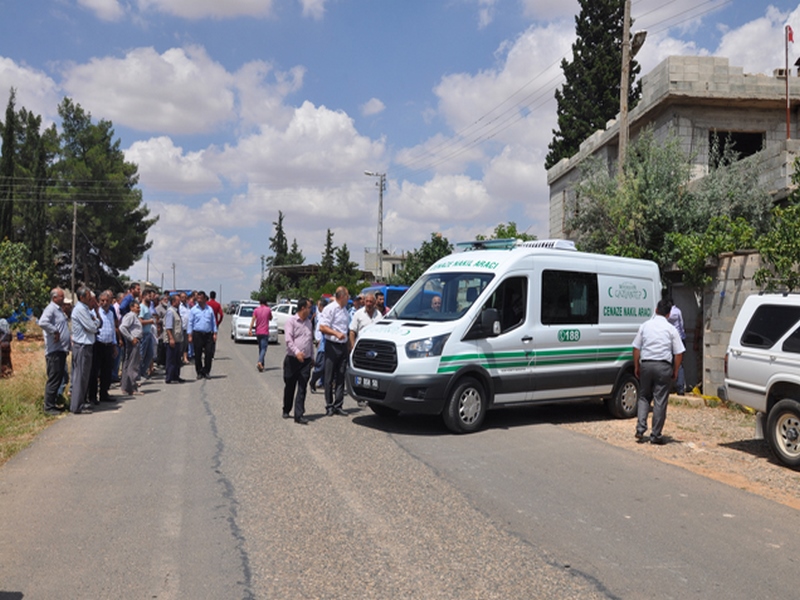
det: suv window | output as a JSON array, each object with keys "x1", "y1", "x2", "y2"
[
  {"x1": 740, "y1": 305, "x2": 800, "y2": 348},
  {"x1": 541, "y1": 270, "x2": 598, "y2": 325}
]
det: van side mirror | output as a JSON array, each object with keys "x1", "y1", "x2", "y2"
[{"x1": 482, "y1": 308, "x2": 501, "y2": 336}]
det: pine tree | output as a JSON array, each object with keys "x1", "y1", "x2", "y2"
[
  {"x1": 0, "y1": 90, "x2": 16, "y2": 241},
  {"x1": 545, "y1": 0, "x2": 641, "y2": 170},
  {"x1": 320, "y1": 229, "x2": 335, "y2": 277},
  {"x1": 268, "y1": 211, "x2": 289, "y2": 267}
]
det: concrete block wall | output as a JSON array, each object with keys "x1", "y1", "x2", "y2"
[{"x1": 702, "y1": 252, "x2": 763, "y2": 397}]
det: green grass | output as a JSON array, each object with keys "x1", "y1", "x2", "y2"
[{"x1": 0, "y1": 336, "x2": 55, "y2": 466}]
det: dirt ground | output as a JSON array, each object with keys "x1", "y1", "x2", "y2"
[{"x1": 557, "y1": 396, "x2": 800, "y2": 511}]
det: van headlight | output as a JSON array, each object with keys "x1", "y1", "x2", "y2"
[{"x1": 405, "y1": 334, "x2": 450, "y2": 359}]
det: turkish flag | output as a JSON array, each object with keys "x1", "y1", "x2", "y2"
[{"x1": 789, "y1": 25, "x2": 794, "y2": 43}]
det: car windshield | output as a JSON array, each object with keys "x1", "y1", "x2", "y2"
[
  {"x1": 387, "y1": 272, "x2": 495, "y2": 322},
  {"x1": 239, "y1": 306, "x2": 255, "y2": 318}
]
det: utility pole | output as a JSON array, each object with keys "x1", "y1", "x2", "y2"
[
  {"x1": 172, "y1": 262, "x2": 176, "y2": 290},
  {"x1": 617, "y1": 0, "x2": 632, "y2": 180},
  {"x1": 364, "y1": 171, "x2": 386, "y2": 280},
  {"x1": 70, "y1": 201, "x2": 77, "y2": 303}
]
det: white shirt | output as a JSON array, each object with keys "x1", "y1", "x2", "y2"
[
  {"x1": 318, "y1": 301, "x2": 350, "y2": 343},
  {"x1": 349, "y1": 306, "x2": 382, "y2": 339},
  {"x1": 633, "y1": 315, "x2": 685, "y2": 361}
]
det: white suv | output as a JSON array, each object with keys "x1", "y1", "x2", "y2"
[{"x1": 723, "y1": 293, "x2": 800, "y2": 468}]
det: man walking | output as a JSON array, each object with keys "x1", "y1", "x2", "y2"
[
  {"x1": 248, "y1": 296, "x2": 273, "y2": 372},
  {"x1": 207, "y1": 290, "x2": 224, "y2": 328},
  {"x1": 187, "y1": 290, "x2": 217, "y2": 380},
  {"x1": 39, "y1": 288, "x2": 71, "y2": 415},
  {"x1": 318, "y1": 286, "x2": 350, "y2": 416},
  {"x1": 633, "y1": 299, "x2": 686, "y2": 445},
  {"x1": 283, "y1": 298, "x2": 314, "y2": 424},
  {"x1": 70, "y1": 287, "x2": 101, "y2": 414}
]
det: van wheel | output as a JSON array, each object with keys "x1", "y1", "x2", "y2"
[
  {"x1": 605, "y1": 374, "x2": 638, "y2": 419},
  {"x1": 766, "y1": 399, "x2": 800, "y2": 468},
  {"x1": 443, "y1": 377, "x2": 487, "y2": 434},
  {"x1": 369, "y1": 402, "x2": 400, "y2": 418}
]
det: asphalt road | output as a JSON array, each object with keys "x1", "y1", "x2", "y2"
[{"x1": 1, "y1": 333, "x2": 798, "y2": 599}]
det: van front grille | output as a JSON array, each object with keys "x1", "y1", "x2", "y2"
[{"x1": 352, "y1": 340, "x2": 397, "y2": 373}]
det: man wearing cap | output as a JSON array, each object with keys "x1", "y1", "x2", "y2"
[{"x1": 632, "y1": 299, "x2": 685, "y2": 445}]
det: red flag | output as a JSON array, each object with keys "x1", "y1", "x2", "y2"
[{"x1": 789, "y1": 25, "x2": 794, "y2": 43}]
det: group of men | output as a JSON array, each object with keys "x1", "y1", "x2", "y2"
[
  {"x1": 39, "y1": 283, "x2": 223, "y2": 416},
  {"x1": 282, "y1": 287, "x2": 384, "y2": 424}
]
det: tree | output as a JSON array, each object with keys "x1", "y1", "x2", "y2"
[
  {"x1": 754, "y1": 203, "x2": 800, "y2": 292},
  {"x1": 545, "y1": 0, "x2": 641, "y2": 170},
  {"x1": 0, "y1": 239, "x2": 48, "y2": 319},
  {"x1": 49, "y1": 98, "x2": 156, "y2": 290},
  {"x1": 393, "y1": 233, "x2": 453, "y2": 285},
  {"x1": 476, "y1": 221, "x2": 537, "y2": 242},
  {"x1": 319, "y1": 229, "x2": 335, "y2": 278},
  {"x1": 0, "y1": 89, "x2": 16, "y2": 241},
  {"x1": 287, "y1": 238, "x2": 304, "y2": 265},
  {"x1": 267, "y1": 211, "x2": 289, "y2": 267}
]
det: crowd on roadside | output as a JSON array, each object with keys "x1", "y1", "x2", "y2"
[{"x1": 38, "y1": 283, "x2": 223, "y2": 416}]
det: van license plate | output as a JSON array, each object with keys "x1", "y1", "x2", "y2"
[{"x1": 354, "y1": 376, "x2": 380, "y2": 390}]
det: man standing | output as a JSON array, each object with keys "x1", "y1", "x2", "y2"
[
  {"x1": 138, "y1": 288, "x2": 156, "y2": 379},
  {"x1": 248, "y1": 296, "x2": 273, "y2": 372},
  {"x1": 88, "y1": 290, "x2": 118, "y2": 404},
  {"x1": 633, "y1": 299, "x2": 686, "y2": 445},
  {"x1": 119, "y1": 281, "x2": 140, "y2": 316},
  {"x1": 667, "y1": 301, "x2": 687, "y2": 395},
  {"x1": 39, "y1": 288, "x2": 71, "y2": 415},
  {"x1": 349, "y1": 292, "x2": 382, "y2": 408},
  {"x1": 154, "y1": 293, "x2": 170, "y2": 368},
  {"x1": 207, "y1": 290, "x2": 224, "y2": 328},
  {"x1": 349, "y1": 294, "x2": 363, "y2": 319},
  {"x1": 164, "y1": 294, "x2": 185, "y2": 384},
  {"x1": 283, "y1": 298, "x2": 314, "y2": 424},
  {"x1": 187, "y1": 291, "x2": 217, "y2": 380},
  {"x1": 70, "y1": 287, "x2": 101, "y2": 414},
  {"x1": 318, "y1": 286, "x2": 350, "y2": 416}
]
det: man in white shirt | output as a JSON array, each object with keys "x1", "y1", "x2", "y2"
[
  {"x1": 632, "y1": 299, "x2": 685, "y2": 445},
  {"x1": 318, "y1": 286, "x2": 351, "y2": 416}
]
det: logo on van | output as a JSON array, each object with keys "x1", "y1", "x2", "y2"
[{"x1": 607, "y1": 282, "x2": 647, "y2": 300}]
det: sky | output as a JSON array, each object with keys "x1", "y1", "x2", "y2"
[{"x1": 1, "y1": 0, "x2": 800, "y2": 302}]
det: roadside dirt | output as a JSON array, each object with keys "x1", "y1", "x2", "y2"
[{"x1": 557, "y1": 395, "x2": 800, "y2": 511}]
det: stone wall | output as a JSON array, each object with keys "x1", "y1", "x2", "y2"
[{"x1": 702, "y1": 252, "x2": 763, "y2": 397}]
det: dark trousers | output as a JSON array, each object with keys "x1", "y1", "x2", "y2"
[
  {"x1": 165, "y1": 341, "x2": 183, "y2": 383},
  {"x1": 70, "y1": 343, "x2": 94, "y2": 413},
  {"x1": 637, "y1": 360, "x2": 673, "y2": 438},
  {"x1": 192, "y1": 331, "x2": 215, "y2": 376},
  {"x1": 283, "y1": 355, "x2": 312, "y2": 417},
  {"x1": 44, "y1": 351, "x2": 68, "y2": 411},
  {"x1": 88, "y1": 342, "x2": 115, "y2": 403},
  {"x1": 323, "y1": 341, "x2": 348, "y2": 410}
]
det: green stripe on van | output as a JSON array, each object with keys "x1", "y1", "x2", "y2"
[{"x1": 436, "y1": 346, "x2": 633, "y2": 374}]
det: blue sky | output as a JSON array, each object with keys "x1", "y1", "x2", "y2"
[{"x1": 1, "y1": 0, "x2": 799, "y2": 302}]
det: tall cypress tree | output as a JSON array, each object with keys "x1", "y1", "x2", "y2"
[
  {"x1": 545, "y1": 0, "x2": 641, "y2": 170},
  {"x1": 0, "y1": 90, "x2": 16, "y2": 241}
]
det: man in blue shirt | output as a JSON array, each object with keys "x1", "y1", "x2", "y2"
[
  {"x1": 70, "y1": 287, "x2": 101, "y2": 414},
  {"x1": 38, "y1": 288, "x2": 71, "y2": 415},
  {"x1": 88, "y1": 290, "x2": 118, "y2": 404},
  {"x1": 187, "y1": 290, "x2": 218, "y2": 380}
]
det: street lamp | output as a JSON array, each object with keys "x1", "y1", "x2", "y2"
[
  {"x1": 364, "y1": 170, "x2": 386, "y2": 280},
  {"x1": 618, "y1": 0, "x2": 647, "y2": 178}
]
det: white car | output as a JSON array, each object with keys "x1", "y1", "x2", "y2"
[
  {"x1": 272, "y1": 303, "x2": 298, "y2": 333},
  {"x1": 231, "y1": 302, "x2": 278, "y2": 344},
  {"x1": 724, "y1": 293, "x2": 800, "y2": 468}
]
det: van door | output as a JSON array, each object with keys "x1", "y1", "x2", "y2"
[
  {"x1": 531, "y1": 269, "x2": 600, "y2": 400},
  {"x1": 462, "y1": 275, "x2": 531, "y2": 404}
]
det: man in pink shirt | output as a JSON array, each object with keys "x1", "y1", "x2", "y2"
[
  {"x1": 248, "y1": 296, "x2": 273, "y2": 372},
  {"x1": 283, "y1": 298, "x2": 314, "y2": 424}
]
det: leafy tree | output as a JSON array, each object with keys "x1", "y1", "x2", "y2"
[
  {"x1": 286, "y1": 238, "x2": 304, "y2": 265},
  {"x1": 49, "y1": 98, "x2": 156, "y2": 290},
  {"x1": 393, "y1": 233, "x2": 453, "y2": 285},
  {"x1": 476, "y1": 221, "x2": 537, "y2": 242},
  {"x1": 754, "y1": 203, "x2": 800, "y2": 292},
  {"x1": 0, "y1": 239, "x2": 48, "y2": 318},
  {"x1": 545, "y1": 0, "x2": 641, "y2": 169},
  {"x1": 0, "y1": 89, "x2": 16, "y2": 241}
]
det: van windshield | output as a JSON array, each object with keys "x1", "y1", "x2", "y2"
[{"x1": 387, "y1": 272, "x2": 495, "y2": 322}]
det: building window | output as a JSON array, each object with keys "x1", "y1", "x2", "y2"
[{"x1": 708, "y1": 131, "x2": 765, "y2": 167}]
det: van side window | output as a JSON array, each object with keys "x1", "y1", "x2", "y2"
[
  {"x1": 742, "y1": 305, "x2": 800, "y2": 348},
  {"x1": 541, "y1": 270, "x2": 598, "y2": 325},
  {"x1": 485, "y1": 276, "x2": 527, "y2": 334}
]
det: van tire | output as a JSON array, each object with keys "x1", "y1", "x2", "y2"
[
  {"x1": 605, "y1": 374, "x2": 638, "y2": 419},
  {"x1": 766, "y1": 399, "x2": 800, "y2": 468},
  {"x1": 369, "y1": 402, "x2": 400, "y2": 418},
  {"x1": 443, "y1": 377, "x2": 487, "y2": 434}
]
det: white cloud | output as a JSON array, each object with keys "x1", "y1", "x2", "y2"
[
  {"x1": 78, "y1": 0, "x2": 126, "y2": 21},
  {"x1": 234, "y1": 61, "x2": 305, "y2": 130},
  {"x1": 60, "y1": 46, "x2": 236, "y2": 135},
  {"x1": 135, "y1": 0, "x2": 275, "y2": 19},
  {"x1": 299, "y1": 0, "x2": 328, "y2": 20},
  {"x1": 0, "y1": 57, "x2": 61, "y2": 124},
  {"x1": 360, "y1": 97, "x2": 385, "y2": 117},
  {"x1": 519, "y1": 0, "x2": 578, "y2": 21},
  {"x1": 125, "y1": 137, "x2": 222, "y2": 194},
  {"x1": 717, "y1": 5, "x2": 798, "y2": 75}
]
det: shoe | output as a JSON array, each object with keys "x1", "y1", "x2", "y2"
[
  {"x1": 76, "y1": 404, "x2": 94, "y2": 414},
  {"x1": 333, "y1": 407, "x2": 347, "y2": 416},
  {"x1": 203, "y1": 373, "x2": 212, "y2": 379},
  {"x1": 325, "y1": 409, "x2": 334, "y2": 417},
  {"x1": 197, "y1": 373, "x2": 204, "y2": 380},
  {"x1": 282, "y1": 412, "x2": 291, "y2": 419},
  {"x1": 309, "y1": 382, "x2": 316, "y2": 393},
  {"x1": 294, "y1": 417, "x2": 309, "y2": 425},
  {"x1": 176, "y1": 378, "x2": 186, "y2": 383},
  {"x1": 45, "y1": 408, "x2": 62, "y2": 416},
  {"x1": 635, "y1": 431, "x2": 647, "y2": 443},
  {"x1": 650, "y1": 436, "x2": 666, "y2": 445},
  {"x1": 100, "y1": 397, "x2": 116, "y2": 403},
  {"x1": 257, "y1": 362, "x2": 264, "y2": 372}
]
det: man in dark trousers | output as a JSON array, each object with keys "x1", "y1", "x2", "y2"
[
  {"x1": 283, "y1": 298, "x2": 314, "y2": 424},
  {"x1": 632, "y1": 299, "x2": 686, "y2": 445}
]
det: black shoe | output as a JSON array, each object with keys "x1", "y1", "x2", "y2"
[
  {"x1": 45, "y1": 408, "x2": 62, "y2": 416},
  {"x1": 635, "y1": 431, "x2": 646, "y2": 443},
  {"x1": 325, "y1": 409, "x2": 335, "y2": 417},
  {"x1": 650, "y1": 435, "x2": 666, "y2": 445},
  {"x1": 204, "y1": 373, "x2": 212, "y2": 379},
  {"x1": 294, "y1": 417, "x2": 309, "y2": 425},
  {"x1": 100, "y1": 397, "x2": 116, "y2": 403},
  {"x1": 282, "y1": 412, "x2": 291, "y2": 419},
  {"x1": 333, "y1": 407, "x2": 347, "y2": 416},
  {"x1": 176, "y1": 378, "x2": 186, "y2": 383},
  {"x1": 197, "y1": 373, "x2": 204, "y2": 380},
  {"x1": 76, "y1": 404, "x2": 94, "y2": 414},
  {"x1": 309, "y1": 382, "x2": 316, "y2": 393}
]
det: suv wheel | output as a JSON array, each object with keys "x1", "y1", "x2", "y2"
[{"x1": 766, "y1": 399, "x2": 800, "y2": 469}]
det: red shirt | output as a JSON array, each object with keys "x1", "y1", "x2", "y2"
[
  {"x1": 207, "y1": 298, "x2": 223, "y2": 326},
  {"x1": 252, "y1": 305, "x2": 273, "y2": 335}
]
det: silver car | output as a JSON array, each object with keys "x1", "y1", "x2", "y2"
[{"x1": 231, "y1": 302, "x2": 278, "y2": 344}]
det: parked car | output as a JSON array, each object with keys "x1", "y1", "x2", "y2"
[
  {"x1": 230, "y1": 302, "x2": 278, "y2": 344},
  {"x1": 272, "y1": 302, "x2": 298, "y2": 333},
  {"x1": 723, "y1": 293, "x2": 800, "y2": 468}
]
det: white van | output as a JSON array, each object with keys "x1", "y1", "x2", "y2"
[{"x1": 348, "y1": 239, "x2": 661, "y2": 433}]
